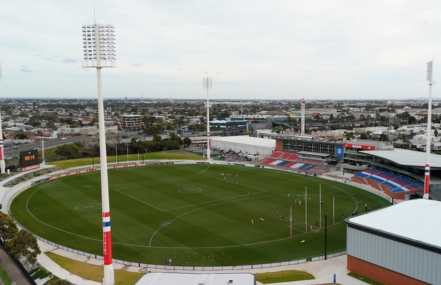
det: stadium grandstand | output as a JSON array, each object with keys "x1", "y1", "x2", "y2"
[
  {"x1": 208, "y1": 134, "x2": 441, "y2": 200},
  {"x1": 354, "y1": 148, "x2": 441, "y2": 200}
]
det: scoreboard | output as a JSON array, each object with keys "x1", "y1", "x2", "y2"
[{"x1": 20, "y1": 149, "x2": 39, "y2": 167}]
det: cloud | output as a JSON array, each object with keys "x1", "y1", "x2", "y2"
[
  {"x1": 20, "y1": 65, "x2": 33, "y2": 73},
  {"x1": 2, "y1": 1, "x2": 441, "y2": 99},
  {"x1": 61, "y1": 57, "x2": 77, "y2": 64}
]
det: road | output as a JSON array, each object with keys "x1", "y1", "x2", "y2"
[{"x1": 3, "y1": 131, "x2": 138, "y2": 159}]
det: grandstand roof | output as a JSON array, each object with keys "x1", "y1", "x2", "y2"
[
  {"x1": 210, "y1": 136, "x2": 275, "y2": 148},
  {"x1": 348, "y1": 199, "x2": 441, "y2": 249},
  {"x1": 359, "y1": 148, "x2": 441, "y2": 168}
]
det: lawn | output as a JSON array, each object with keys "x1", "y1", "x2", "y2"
[
  {"x1": 47, "y1": 150, "x2": 204, "y2": 169},
  {"x1": 255, "y1": 270, "x2": 315, "y2": 284},
  {"x1": 11, "y1": 164, "x2": 391, "y2": 266},
  {"x1": 46, "y1": 252, "x2": 144, "y2": 285}
]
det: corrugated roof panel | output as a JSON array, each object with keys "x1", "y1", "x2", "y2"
[
  {"x1": 359, "y1": 148, "x2": 441, "y2": 168},
  {"x1": 348, "y1": 199, "x2": 441, "y2": 248}
]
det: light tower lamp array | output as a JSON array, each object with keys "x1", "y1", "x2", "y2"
[{"x1": 82, "y1": 24, "x2": 116, "y2": 285}]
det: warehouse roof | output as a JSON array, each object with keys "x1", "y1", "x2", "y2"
[
  {"x1": 359, "y1": 148, "x2": 441, "y2": 168},
  {"x1": 348, "y1": 199, "x2": 441, "y2": 248},
  {"x1": 211, "y1": 136, "x2": 275, "y2": 148}
]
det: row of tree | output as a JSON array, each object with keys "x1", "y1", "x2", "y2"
[
  {"x1": 0, "y1": 212, "x2": 40, "y2": 270},
  {"x1": 50, "y1": 134, "x2": 192, "y2": 160}
]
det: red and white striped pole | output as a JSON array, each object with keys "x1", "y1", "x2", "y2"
[
  {"x1": 424, "y1": 60, "x2": 434, "y2": 200},
  {"x1": 82, "y1": 24, "x2": 116, "y2": 285},
  {"x1": 424, "y1": 163, "x2": 430, "y2": 199}
]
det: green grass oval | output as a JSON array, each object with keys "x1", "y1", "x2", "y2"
[{"x1": 11, "y1": 164, "x2": 390, "y2": 266}]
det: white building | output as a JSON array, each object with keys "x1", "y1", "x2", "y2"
[
  {"x1": 210, "y1": 136, "x2": 275, "y2": 157},
  {"x1": 347, "y1": 199, "x2": 441, "y2": 285},
  {"x1": 135, "y1": 273, "x2": 255, "y2": 285}
]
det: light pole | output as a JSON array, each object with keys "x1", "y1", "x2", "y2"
[
  {"x1": 41, "y1": 138, "x2": 45, "y2": 164},
  {"x1": 424, "y1": 60, "x2": 435, "y2": 200},
  {"x1": 203, "y1": 77, "x2": 212, "y2": 159},
  {"x1": 82, "y1": 23, "x2": 116, "y2": 285}
]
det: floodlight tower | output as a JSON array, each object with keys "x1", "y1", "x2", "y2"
[
  {"x1": 424, "y1": 61, "x2": 435, "y2": 200},
  {"x1": 0, "y1": 66, "x2": 4, "y2": 174},
  {"x1": 203, "y1": 77, "x2": 212, "y2": 159},
  {"x1": 300, "y1": 98, "x2": 306, "y2": 135},
  {"x1": 81, "y1": 24, "x2": 116, "y2": 285}
]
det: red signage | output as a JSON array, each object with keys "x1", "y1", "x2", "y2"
[
  {"x1": 342, "y1": 143, "x2": 376, "y2": 150},
  {"x1": 21, "y1": 164, "x2": 41, "y2": 172}
]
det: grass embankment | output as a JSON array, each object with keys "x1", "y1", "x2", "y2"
[
  {"x1": 47, "y1": 150, "x2": 204, "y2": 169},
  {"x1": 46, "y1": 252, "x2": 317, "y2": 285},
  {"x1": 46, "y1": 252, "x2": 144, "y2": 285},
  {"x1": 255, "y1": 270, "x2": 315, "y2": 284}
]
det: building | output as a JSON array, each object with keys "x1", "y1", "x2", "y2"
[
  {"x1": 347, "y1": 199, "x2": 441, "y2": 285},
  {"x1": 210, "y1": 136, "x2": 275, "y2": 157},
  {"x1": 121, "y1": 114, "x2": 143, "y2": 131},
  {"x1": 135, "y1": 273, "x2": 255, "y2": 285}
]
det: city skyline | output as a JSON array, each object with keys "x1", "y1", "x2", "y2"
[{"x1": 1, "y1": 0, "x2": 441, "y2": 100}]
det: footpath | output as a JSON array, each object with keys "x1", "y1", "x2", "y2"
[{"x1": 0, "y1": 164, "x2": 369, "y2": 285}]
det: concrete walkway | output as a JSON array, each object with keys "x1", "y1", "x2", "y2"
[
  {"x1": 36, "y1": 243, "x2": 367, "y2": 285},
  {"x1": 0, "y1": 165, "x2": 369, "y2": 285},
  {"x1": 0, "y1": 246, "x2": 31, "y2": 285}
]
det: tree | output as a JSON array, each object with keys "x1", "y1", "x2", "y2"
[
  {"x1": 6, "y1": 229, "x2": 41, "y2": 270},
  {"x1": 379, "y1": 133, "x2": 389, "y2": 141},
  {"x1": 274, "y1": 126, "x2": 284, "y2": 133},
  {"x1": 0, "y1": 213, "x2": 18, "y2": 243},
  {"x1": 183, "y1": 137, "x2": 192, "y2": 147},
  {"x1": 54, "y1": 143, "x2": 84, "y2": 159},
  {"x1": 408, "y1": 116, "x2": 417, "y2": 124},
  {"x1": 14, "y1": 133, "x2": 28, "y2": 140},
  {"x1": 345, "y1": 132, "x2": 355, "y2": 140},
  {"x1": 329, "y1": 114, "x2": 335, "y2": 122},
  {"x1": 90, "y1": 117, "x2": 98, "y2": 126}
]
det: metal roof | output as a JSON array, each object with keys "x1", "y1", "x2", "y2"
[
  {"x1": 211, "y1": 136, "x2": 275, "y2": 148},
  {"x1": 135, "y1": 273, "x2": 255, "y2": 285},
  {"x1": 348, "y1": 199, "x2": 441, "y2": 248},
  {"x1": 359, "y1": 148, "x2": 441, "y2": 168}
]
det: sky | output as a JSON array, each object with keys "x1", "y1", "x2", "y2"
[{"x1": 1, "y1": 0, "x2": 441, "y2": 100}]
